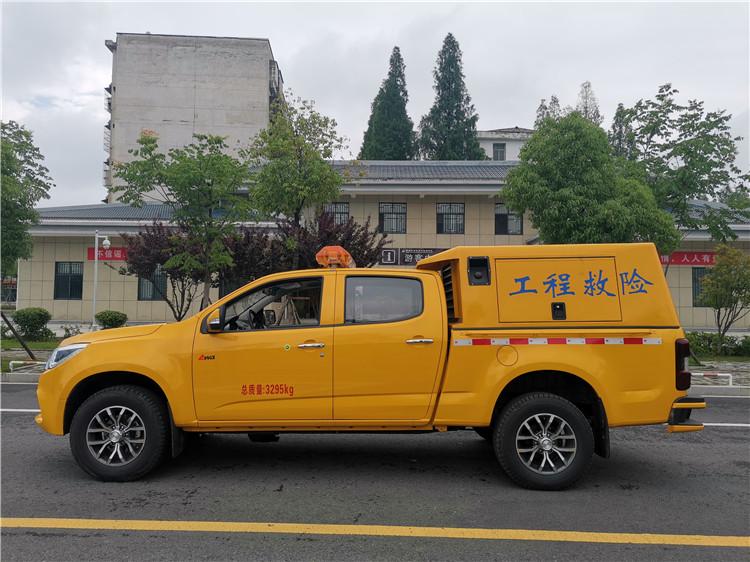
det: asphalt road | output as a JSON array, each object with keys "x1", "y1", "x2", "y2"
[{"x1": 1, "y1": 383, "x2": 748, "y2": 561}]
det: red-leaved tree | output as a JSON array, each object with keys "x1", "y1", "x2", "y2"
[{"x1": 118, "y1": 223, "x2": 204, "y2": 321}]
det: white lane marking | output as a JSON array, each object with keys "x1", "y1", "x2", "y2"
[
  {"x1": 703, "y1": 395, "x2": 750, "y2": 399},
  {"x1": 703, "y1": 422, "x2": 750, "y2": 427},
  {"x1": 0, "y1": 408, "x2": 40, "y2": 413},
  {"x1": 0, "y1": 382, "x2": 38, "y2": 385}
]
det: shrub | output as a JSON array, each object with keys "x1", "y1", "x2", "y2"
[
  {"x1": 686, "y1": 331, "x2": 749, "y2": 357},
  {"x1": 11, "y1": 307, "x2": 53, "y2": 340},
  {"x1": 737, "y1": 336, "x2": 750, "y2": 357},
  {"x1": 95, "y1": 310, "x2": 128, "y2": 330},
  {"x1": 62, "y1": 324, "x2": 83, "y2": 338}
]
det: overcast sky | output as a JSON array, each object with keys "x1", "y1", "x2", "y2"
[{"x1": 2, "y1": 1, "x2": 748, "y2": 207}]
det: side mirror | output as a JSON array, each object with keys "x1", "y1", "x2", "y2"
[{"x1": 206, "y1": 308, "x2": 223, "y2": 333}]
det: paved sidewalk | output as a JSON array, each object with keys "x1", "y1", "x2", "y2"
[{"x1": 691, "y1": 360, "x2": 750, "y2": 387}]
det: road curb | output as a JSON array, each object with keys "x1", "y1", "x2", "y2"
[
  {"x1": 0, "y1": 372, "x2": 40, "y2": 384},
  {"x1": 689, "y1": 385, "x2": 750, "y2": 396}
]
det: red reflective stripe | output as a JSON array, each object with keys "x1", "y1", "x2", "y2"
[
  {"x1": 509, "y1": 338, "x2": 529, "y2": 345},
  {"x1": 623, "y1": 338, "x2": 643, "y2": 345},
  {"x1": 472, "y1": 339, "x2": 492, "y2": 346},
  {"x1": 547, "y1": 338, "x2": 567, "y2": 345},
  {"x1": 585, "y1": 338, "x2": 605, "y2": 344}
]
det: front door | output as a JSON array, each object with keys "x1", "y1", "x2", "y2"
[
  {"x1": 193, "y1": 273, "x2": 334, "y2": 422},
  {"x1": 333, "y1": 272, "x2": 445, "y2": 422}
]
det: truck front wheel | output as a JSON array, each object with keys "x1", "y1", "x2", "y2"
[
  {"x1": 69, "y1": 385, "x2": 169, "y2": 481},
  {"x1": 494, "y1": 392, "x2": 593, "y2": 490}
]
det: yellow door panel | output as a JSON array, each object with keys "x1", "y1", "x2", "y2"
[
  {"x1": 333, "y1": 272, "x2": 445, "y2": 421},
  {"x1": 495, "y1": 257, "x2": 622, "y2": 323},
  {"x1": 193, "y1": 274, "x2": 335, "y2": 422}
]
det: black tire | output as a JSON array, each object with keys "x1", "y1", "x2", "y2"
[
  {"x1": 474, "y1": 427, "x2": 493, "y2": 442},
  {"x1": 494, "y1": 392, "x2": 593, "y2": 491},
  {"x1": 69, "y1": 385, "x2": 169, "y2": 481}
]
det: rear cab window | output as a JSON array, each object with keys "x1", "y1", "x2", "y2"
[{"x1": 344, "y1": 276, "x2": 423, "y2": 324}]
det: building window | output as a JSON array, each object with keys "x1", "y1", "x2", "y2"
[
  {"x1": 379, "y1": 202, "x2": 407, "y2": 234},
  {"x1": 692, "y1": 267, "x2": 708, "y2": 307},
  {"x1": 437, "y1": 203, "x2": 465, "y2": 234},
  {"x1": 138, "y1": 265, "x2": 167, "y2": 301},
  {"x1": 493, "y1": 143, "x2": 506, "y2": 161},
  {"x1": 324, "y1": 202, "x2": 350, "y2": 225},
  {"x1": 54, "y1": 262, "x2": 83, "y2": 300},
  {"x1": 495, "y1": 203, "x2": 523, "y2": 235}
]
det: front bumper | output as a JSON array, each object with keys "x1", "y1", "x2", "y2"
[{"x1": 667, "y1": 396, "x2": 706, "y2": 433}]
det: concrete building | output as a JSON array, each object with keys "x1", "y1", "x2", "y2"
[
  {"x1": 477, "y1": 127, "x2": 534, "y2": 161},
  {"x1": 104, "y1": 33, "x2": 283, "y2": 202}
]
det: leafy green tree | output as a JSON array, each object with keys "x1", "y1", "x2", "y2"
[
  {"x1": 248, "y1": 95, "x2": 345, "y2": 228},
  {"x1": 608, "y1": 103, "x2": 636, "y2": 160},
  {"x1": 418, "y1": 33, "x2": 485, "y2": 160},
  {"x1": 699, "y1": 245, "x2": 750, "y2": 354},
  {"x1": 359, "y1": 47, "x2": 417, "y2": 160},
  {"x1": 114, "y1": 132, "x2": 253, "y2": 308},
  {"x1": 575, "y1": 81, "x2": 603, "y2": 126},
  {"x1": 504, "y1": 113, "x2": 680, "y2": 253},
  {"x1": 534, "y1": 99, "x2": 549, "y2": 129},
  {"x1": 1, "y1": 121, "x2": 53, "y2": 274},
  {"x1": 614, "y1": 84, "x2": 749, "y2": 239},
  {"x1": 118, "y1": 223, "x2": 203, "y2": 321}
]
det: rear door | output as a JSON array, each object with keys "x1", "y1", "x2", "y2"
[{"x1": 332, "y1": 271, "x2": 445, "y2": 422}]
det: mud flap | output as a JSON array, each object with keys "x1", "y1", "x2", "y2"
[{"x1": 594, "y1": 398, "x2": 610, "y2": 458}]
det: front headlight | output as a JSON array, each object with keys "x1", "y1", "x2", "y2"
[{"x1": 45, "y1": 343, "x2": 88, "y2": 371}]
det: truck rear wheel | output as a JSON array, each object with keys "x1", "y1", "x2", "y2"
[
  {"x1": 69, "y1": 385, "x2": 169, "y2": 481},
  {"x1": 494, "y1": 392, "x2": 593, "y2": 490}
]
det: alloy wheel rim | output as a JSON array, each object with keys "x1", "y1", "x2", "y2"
[
  {"x1": 86, "y1": 406, "x2": 146, "y2": 466},
  {"x1": 515, "y1": 412, "x2": 577, "y2": 474}
]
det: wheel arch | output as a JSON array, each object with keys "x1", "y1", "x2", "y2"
[
  {"x1": 490, "y1": 370, "x2": 609, "y2": 458},
  {"x1": 63, "y1": 371, "x2": 171, "y2": 435}
]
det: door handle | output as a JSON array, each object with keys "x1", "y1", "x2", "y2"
[
  {"x1": 406, "y1": 338, "x2": 434, "y2": 345},
  {"x1": 298, "y1": 342, "x2": 325, "y2": 349}
]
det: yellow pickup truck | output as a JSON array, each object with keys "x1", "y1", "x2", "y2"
[{"x1": 36, "y1": 243, "x2": 704, "y2": 489}]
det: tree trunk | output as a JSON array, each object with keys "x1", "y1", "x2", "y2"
[{"x1": 200, "y1": 270, "x2": 212, "y2": 310}]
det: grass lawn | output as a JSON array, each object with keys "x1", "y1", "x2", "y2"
[{"x1": 1, "y1": 338, "x2": 61, "y2": 351}]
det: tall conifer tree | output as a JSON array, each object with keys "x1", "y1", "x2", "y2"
[
  {"x1": 359, "y1": 47, "x2": 416, "y2": 160},
  {"x1": 418, "y1": 33, "x2": 485, "y2": 160}
]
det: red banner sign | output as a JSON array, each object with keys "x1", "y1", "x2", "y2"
[
  {"x1": 660, "y1": 251, "x2": 715, "y2": 266},
  {"x1": 87, "y1": 247, "x2": 128, "y2": 261}
]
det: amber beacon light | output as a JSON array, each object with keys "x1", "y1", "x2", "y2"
[{"x1": 315, "y1": 246, "x2": 355, "y2": 268}]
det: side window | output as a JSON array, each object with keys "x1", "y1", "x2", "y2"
[
  {"x1": 692, "y1": 267, "x2": 708, "y2": 307},
  {"x1": 54, "y1": 262, "x2": 83, "y2": 300},
  {"x1": 345, "y1": 276, "x2": 423, "y2": 324},
  {"x1": 223, "y1": 277, "x2": 322, "y2": 331}
]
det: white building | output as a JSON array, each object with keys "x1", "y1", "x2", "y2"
[
  {"x1": 477, "y1": 127, "x2": 534, "y2": 161},
  {"x1": 104, "y1": 33, "x2": 283, "y2": 202}
]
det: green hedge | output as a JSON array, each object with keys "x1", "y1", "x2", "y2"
[
  {"x1": 95, "y1": 310, "x2": 128, "y2": 329},
  {"x1": 11, "y1": 307, "x2": 54, "y2": 341},
  {"x1": 686, "y1": 332, "x2": 750, "y2": 357}
]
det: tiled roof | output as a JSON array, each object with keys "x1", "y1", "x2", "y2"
[
  {"x1": 687, "y1": 199, "x2": 750, "y2": 224},
  {"x1": 37, "y1": 203, "x2": 174, "y2": 221},
  {"x1": 479, "y1": 127, "x2": 535, "y2": 134},
  {"x1": 333, "y1": 160, "x2": 517, "y2": 182}
]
